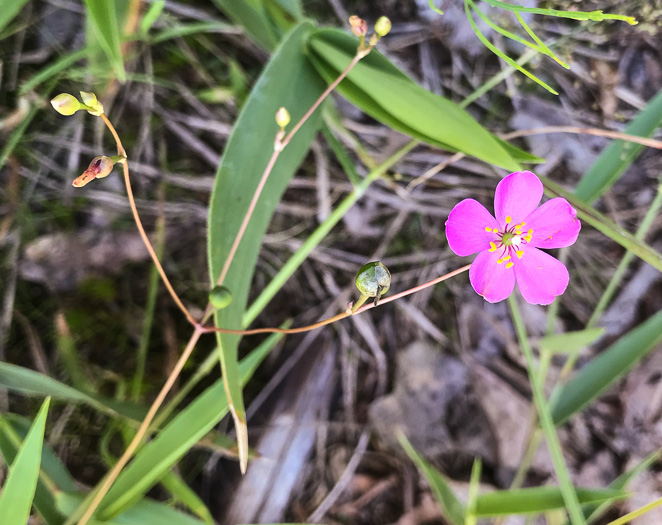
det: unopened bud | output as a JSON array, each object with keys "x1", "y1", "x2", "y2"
[
  {"x1": 51, "y1": 93, "x2": 81, "y2": 116},
  {"x1": 275, "y1": 107, "x2": 290, "y2": 129},
  {"x1": 209, "y1": 285, "x2": 233, "y2": 310},
  {"x1": 80, "y1": 91, "x2": 104, "y2": 116},
  {"x1": 349, "y1": 15, "x2": 368, "y2": 37},
  {"x1": 374, "y1": 16, "x2": 392, "y2": 37},
  {"x1": 72, "y1": 156, "x2": 115, "y2": 188}
]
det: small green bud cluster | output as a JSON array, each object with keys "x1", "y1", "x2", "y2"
[{"x1": 50, "y1": 91, "x2": 104, "y2": 117}]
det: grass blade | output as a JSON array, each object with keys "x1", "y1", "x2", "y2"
[
  {"x1": 307, "y1": 28, "x2": 538, "y2": 169},
  {"x1": 207, "y1": 21, "x2": 325, "y2": 473},
  {"x1": 82, "y1": 0, "x2": 126, "y2": 82},
  {"x1": 552, "y1": 308, "x2": 662, "y2": 425},
  {"x1": 398, "y1": 433, "x2": 465, "y2": 525},
  {"x1": 0, "y1": 398, "x2": 50, "y2": 524},
  {"x1": 574, "y1": 88, "x2": 662, "y2": 203},
  {"x1": 475, "y1": 487, "x2": 627, "y2": 516}
]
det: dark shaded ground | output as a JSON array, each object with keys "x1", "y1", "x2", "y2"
[{"x1": 1, "y1": 1, "x2": 662, "y2": 524}]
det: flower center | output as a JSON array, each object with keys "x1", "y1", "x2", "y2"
[{"x1": 484, "y1": 215, "x2": 533, "y2": 269}]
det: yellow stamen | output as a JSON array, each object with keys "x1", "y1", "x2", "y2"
[
  {"x1": 506, "y1": 262, "x2": 514, "y2": 269},
  {"x1": 516, "y1": 250, "x2": 524, "y2": 259},
  {"x1": 497, "y1": 258, "x2": 503, "y2": 264},
  {"x1": 505, "y1": 215, "x2": 512, "y2": 224},
  {"x1": 502, "y1": 255, "x2": 511, "y2": 261},
  {"x1": 493, "y1": 228, "x2": 499, "y2": 233},
  {"x1": 485, "y1": 226, "x2": 492, "y2": 232},
  {"x1": 488, "y1": 242, "x2": 497, "y2": 252}
]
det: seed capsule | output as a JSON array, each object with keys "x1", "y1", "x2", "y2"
[
  {"x1": 355, "y1": 261, "x2": 391, "y2": 303},
  {"x1": 209, "y1": 285, "x2": 233, "y2": 310}
]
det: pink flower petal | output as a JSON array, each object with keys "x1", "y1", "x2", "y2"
[
  {"x1": 514, "y1": 247, "x2": 569, "y2": 305},
  {"x1": 446, "y1": 199, "x2": 499, "y2": 257},
  {"x1": 469, "y1": 249, "x2": 516, "y2": 303},
  {"x1": 524, "y1": 197, "x2": 581, "y2": 249},
  {"x1": 494, "y1": 171, "x2": 543, "y2": 226}
]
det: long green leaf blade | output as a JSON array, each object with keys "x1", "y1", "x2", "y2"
[
  {"x1": 574, "y1": 88, "x2": 662, "y2": 203},
  {"x1": 475, "y1": 487, "x2": 627, "y2": 516},
  {"x1": 0, "y1": 398, "x2": 50, "y2": 524},
  {"x1": 207, "y1": 21, "x2": 325, "y2": 471},
  {"x1": 398, "y1": 433, "x2": 465, "y2": 525},
  {"x1": 307, "y1": 29, "x2": 535, "y2": 170},
  {"x1": 82, "y1": 0, "x2": 126, "y2": 82},
  {"x1": 552, "y1": 309, "x2": 662, "y2": 425}
]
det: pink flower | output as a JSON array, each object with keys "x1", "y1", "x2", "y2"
[{"x1": 445, "y1": 171, "x2": 581, "y2": 305}]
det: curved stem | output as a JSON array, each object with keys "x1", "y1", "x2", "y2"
[
  {"x1": 201, "y1": 264, "x2": 471, "y2": 336},
  {"x1": 100, "y1": 114, "x2": 198, "y2": 327}
]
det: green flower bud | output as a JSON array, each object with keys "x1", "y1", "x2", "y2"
[
  {"x1": 355, "y1": 261, "x2": 391, "y2": 298},
  {"x1": 275, "y1": 107, "x2": 290, "y2": 129},
  {"x1": 51, "y1": 93, "x2": 81, "y2": 116},
  {"x1": 209, "y1": 285, "x2": 233, "y2": 310},
  {"x1": 80, "y1": 91, "x2": 104, "y2": 116},
  {"x1": 374, "y1": 16, "x2": 392, "y2": 37}
]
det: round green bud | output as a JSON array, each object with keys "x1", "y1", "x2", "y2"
[
  {"x1": 275, "y1": 107, "x2": 290, "y2": 129},
  {"x1": 374, "y1": 16, "x2": 392, "y2": 37},
  {"x1": 80, "y1": 91, "x2": 105, "y2": 116},
  {"x1": 209, "y1": 285, "x2": 233, "y2": 310},
  {"x1": 355, "y1": 261, "x2": 391, "y2": 297},
  {"x1": 51, "y1": 93, "x2": 81, "y2": 116}
]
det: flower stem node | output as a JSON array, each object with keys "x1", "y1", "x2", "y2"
[
  {"x1": 275, "y1": 106, "x2": 290, "y2": 130},
  {"x1": 352, "y1": 261, "x2": 391, "y2": 312},
  {"x1": 80, "y1": 91, "x2": 105, "y2": 116},
  {"x1": 374, "y1": 16, "x2": 392, "y2": 37},
  {"x1": 209, "y1": 285, "x2": 233, "y2": 310},
  {"x1": 51, "y1": 93, "x2": 81, "y2": 116},
  {"x1": 72, "y1": 156, "x2": 116, "y2": 188}
]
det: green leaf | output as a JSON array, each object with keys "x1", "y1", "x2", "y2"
[
  {"x1": 82, "y1": 0, "x2": 126, "y2": 82},
  {"x1": 540, "y1": 328, "x2": 605, "y2": 355},
  {"x1": 398, "y1": 433, "x2": 465, "y2": 525},
  {"x1": 0, "y1": 0, "x2": 30, "y2": 34},
  {"x1": 0, "y1": 361, "x2": 145, "y2": 421},
  {"x1": 211, "y1": 0, "x2": 279, "y2": 50},
  {"x1": 57, "y1": 492, "x2": 206, "y2": 525},
  {"x1": 306, "y1": 28, "x2": 532, "y2": 170},
  {"x1": 97, "y1": 332, "x2": 283, "y2": 519},
  {"x1": 475, "y1": 487, "x2": 627, "y2": 516},
  {"x1": 552, "y1": 309, "x2": 662, "y2": 425},
  {"x1": 207, "y1": 21, "x2": 325, "y2": 471},
  {"x1": 574, "y1": 88, "x2": 662, "y2": 203},
  {"x1": 0, "y1": 398, "x2": 50, "y2": 525},
  {"x1": 160, "y1": 471, "x2": 214, "y2": 525},
  {"x1": 541, "y1": 175, "x2": 662, "y2": 273}
]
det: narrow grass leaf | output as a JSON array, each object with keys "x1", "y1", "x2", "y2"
[
  {"x1": 398, "y1": 433, "x2": 465, "y2": 525},
  {"x1": 211, "y1": 0, "x2": 279, "y2": 50},
  {"x1": 207, "y1": 21, "x2": 325, "y2": 472},
  {"x1": 160, "y1": 471, "x2": 214, "y2": 525},
  {"x1": 0, "y1": 398, "x2": 50, "y2": 525},
  {"x1": 540, "y1": 328, "x2": 605, "y2": 355},
  {"x1": 574, "y1": 88, "x2": 662, "y2": 203},
  {"x1": 0, "y1": 413, "x2": 77, "y2": 525},
  {"x1": 139, "y1": 0, "x2": 165, "y2": 34},
  {"x1": 97, "y1": 332, "x2": 283, "y2": 519},
  {"x1": 0, "y1": 0, "x2": 30, "y2": 34},
  {"x1": 0, "y1": 361, "x2": 145, "y2": 420},
  {"x1": 57, "y1": 492, "x2": 205, "y2": 525},
  {"x1": 475, "y1": 487, "x2": 627, "y2": 516},
  {"x1": 307, "y1": 29, "x2": 535, "y2": 170},
  {"x1": 541, "y1": 175, "x2": 662, "y2": 273},
  {"x1": 552, "y1": 309, "x2": 662, "y2": 425},
  {"x1": 82, "y1": 0, "x2": 126, "y2": 82}
]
